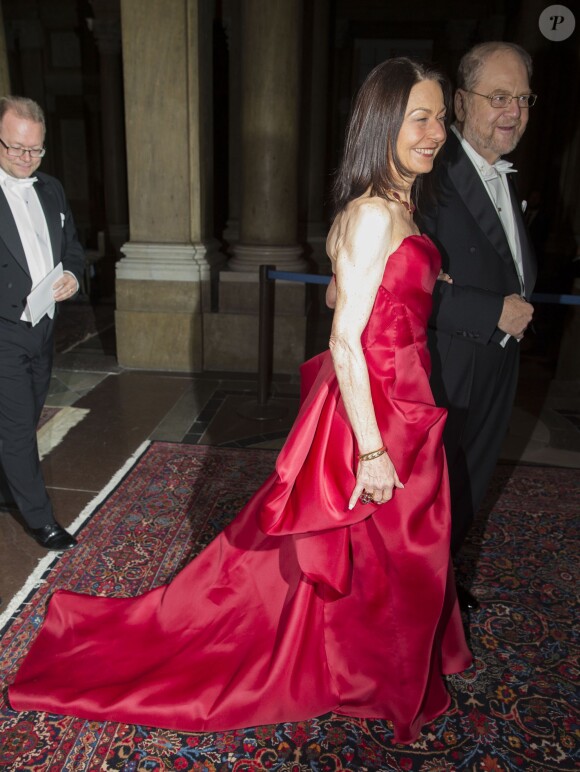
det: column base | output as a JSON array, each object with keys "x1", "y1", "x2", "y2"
[
  {"x1": 116, "y1": 279, "x2": 203, "y2": 371},
  {"x1": 228, "y1": 243, "x2": 308, "y2": 272},
  {"x1": 117, "y1": 240, "x2": 223, "y2": 282},
  {"x1": 115, "y1": 241, "x2": 224, "y2": 371}
]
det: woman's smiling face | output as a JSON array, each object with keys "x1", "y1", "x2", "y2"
[{"x1": 395, "y1": 79, "x2": 447, "y2": 181}]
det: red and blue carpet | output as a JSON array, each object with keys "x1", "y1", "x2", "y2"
[{"x1": 0, "y1": 442, "x2": 577, "y2": 771}]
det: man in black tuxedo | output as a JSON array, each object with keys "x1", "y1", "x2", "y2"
[
  {"x1": 419, "y1": 43, "x2": 537, "y2": 609},
  {"x1": 0, "y1": 96, "x2": 85, "y2": 550}
]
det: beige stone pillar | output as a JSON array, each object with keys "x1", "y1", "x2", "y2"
[
  {"x1": 206, "y1": 0, "x2": 307, "y2": 374},
  {"x1": 0, "y1": 2, "x2": 10, "y2": 96},
  {"x1": 229, "y1": 0, "x2": 306, "y2": 273},
  {"x1": 116, "y1": 0, "x2": 220, "y2": 371}
]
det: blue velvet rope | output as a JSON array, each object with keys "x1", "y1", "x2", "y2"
[
  {"x1": 268, "y1": 270, "x2": 332, "y2": 285},
  {"x1": 529, "y1": 293, "x2": 580, "y2": 305},
  {"x1": 266, "y1": 270, "x2": 580, "y2": 305}
]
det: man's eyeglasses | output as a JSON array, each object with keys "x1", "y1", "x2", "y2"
[
  {"x1": 0, "y1": 137, "x2": 46, "y2": 158},
  {"x1": 464, "y1": 91, "x2": 537, "y2": 109}
]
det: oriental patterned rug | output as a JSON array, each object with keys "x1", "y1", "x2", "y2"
[{"x1": 0, "y1": 442, "x2": 577, "y2": 771}]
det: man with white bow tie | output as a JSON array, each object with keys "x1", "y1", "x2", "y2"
[
  {"x1": 0, "y1": 96, "x2": 84, "y2": 550},
  {"x1": 418, "y1": 42, "x2": 537, "y2": 611}
]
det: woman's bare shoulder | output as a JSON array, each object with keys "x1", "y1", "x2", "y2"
[
  {"x1": 329, "y1": 196, "x2": 392, "y2": 249},
  {"x1": 342, "y1": 194, "x2": 391, "y2": 222},
  {"x1": 341, "y1": 196, "x2": 393, "y2": 251}
]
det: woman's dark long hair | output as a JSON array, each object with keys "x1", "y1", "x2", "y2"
[{"x1": 332, "y1": 57, "x2": 451, "y2": 217}]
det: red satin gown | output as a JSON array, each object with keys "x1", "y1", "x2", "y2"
[{"x1": 9, "y1": 234, "x2": 472, "y2": 745}]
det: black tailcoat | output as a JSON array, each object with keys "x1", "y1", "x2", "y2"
[
  {"x1": 418, "y1": 131, "x2": 537, "y2": 553},
  {"x1": 0, "y1": 171, "x2": 85, "y2": 528}
]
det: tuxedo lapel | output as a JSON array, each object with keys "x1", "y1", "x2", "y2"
[
  {"x1": 508, "y1": 176, "x2": 537, "y2": 298},
  {"x1": 444, "y1": 133, "x2": 514, "y2": 268},
  {"x1": 34, "y1": 179, "x2": 61, "y2": 266},
  {"x1": 0, "y1": 188, "x2": 30, "y2": 276}
]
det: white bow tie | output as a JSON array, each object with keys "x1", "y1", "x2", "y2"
[
  {"x1": 482, "y1": 160, "x2": 517, "y2": 181},
  {"x1": 3, "y1": 175, "x2": 37, "y2": 190}
]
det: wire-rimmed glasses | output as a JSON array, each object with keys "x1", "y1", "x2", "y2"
[
  {"x1": 0, "y1": 137, "x2": 46, "y2": 158},
  {"x1": 464, "y1": 91, "x2": 537, "y2": 108}
]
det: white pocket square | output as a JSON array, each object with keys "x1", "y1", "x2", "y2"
[
  {"x1": 521, "y1": 200, "x2": 527, "y2": 213},
  {"x1": 60, "y1": 212, "x2": 65, "y2": 227}
]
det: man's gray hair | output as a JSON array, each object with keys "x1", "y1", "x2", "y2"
[
  {"x1": 0, "y1": 96, "x2": 46, "y2": 130},
  {"x1": 457, "y1": 42, "x2": 533, "y2": 91}
]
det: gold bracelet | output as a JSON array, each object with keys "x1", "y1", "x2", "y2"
[{"x1": 358, "y1": 446, "x2": 386, "y2": 462}]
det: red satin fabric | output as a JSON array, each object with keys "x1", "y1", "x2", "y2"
[{"x1": 9, "y1": 235, "x2": 472, "y2": 744}]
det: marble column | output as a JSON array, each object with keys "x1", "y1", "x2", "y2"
[
  {"x1": 229, "y1": 0, "x2": 306, "y2": 273},
  {"x1": 207, "y1": 0, "x2": 307, "y2": 373},
  {"x1": 91, "y1": 0, "x2": 129, "y2": 259},
  {"x1": 116, "y1": 0, "x2": 219, "y2": 371}
]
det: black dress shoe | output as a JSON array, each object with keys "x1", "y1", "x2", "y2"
[
  {"x1": 457, "y1": 583, "x2": 480, "y2": 611},
  {"x1": 29, "y1": 523, "x2": 77, "y2": 551}
]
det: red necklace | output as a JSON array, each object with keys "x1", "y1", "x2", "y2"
[{"x1": 387, "y1": 189, "x2": 415, "y2": 214}]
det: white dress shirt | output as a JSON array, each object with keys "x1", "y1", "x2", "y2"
[
  {"x1": 451, "y1": 125, "x2": 526, "y2": 346},
  {"x1": 0, "y1": 167, "x2": 55, "y2": 321}
]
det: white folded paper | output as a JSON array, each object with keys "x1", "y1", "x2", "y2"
[{"x1": 25, "y1": 262, "x2": 63, "y2": 325}]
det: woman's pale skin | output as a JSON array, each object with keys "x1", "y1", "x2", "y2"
[{"x1": 326, "y1": 79, "x2": 448, "y2": 510}]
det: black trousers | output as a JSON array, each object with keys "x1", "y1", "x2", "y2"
[
  {"x1": 0, "y1": 314, "x2": 56, "y2": 529},
  {"x1": 429, "y1": 330, "x2": 519, "y2": 555}
]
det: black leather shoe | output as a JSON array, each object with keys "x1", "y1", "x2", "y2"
[
  {"x1": 457, "y1": 583, "x2": 480, "y2": 611},
  {"x1": 29, "y1": 523, "x2": 77, "y2": 551}
]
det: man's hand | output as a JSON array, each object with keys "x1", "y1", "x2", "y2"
[
  {"x1": 52, "y1": 272, "x2": 79, "y2": 303},
  {"x1": 437, "y1": 270, "x2": 453, "y2": 284},
  {"x1": 498, "y1": 294, "x2": 534, "y2": 339}
]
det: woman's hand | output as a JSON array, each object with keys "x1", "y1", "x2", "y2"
[
  {"x1": 348, "y1": 451, "x2": 404, "y2": 510},
  {"x1": 437, "y1": 270, "x2": 453, "y2": 284}
]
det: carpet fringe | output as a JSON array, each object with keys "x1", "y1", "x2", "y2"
[{"x1": 0, "y1": 440, "x2": 151, "y2": 632}]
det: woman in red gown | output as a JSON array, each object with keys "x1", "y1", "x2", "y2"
[{"x1": 9, "y1": 58, "x2": 472, "y2": 745}]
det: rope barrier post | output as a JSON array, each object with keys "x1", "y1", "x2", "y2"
[{"x1": 237, "y1": 265, "x2": 287, "y2": 421}]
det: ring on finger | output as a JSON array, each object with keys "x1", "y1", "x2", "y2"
[{"x1": 360, "y1": 490, "x2": 373, "y2": 505}]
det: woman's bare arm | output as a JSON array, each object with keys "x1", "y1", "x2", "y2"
[{"x1": 329, "y1": 200, "x2": 404, "y2": 509}]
